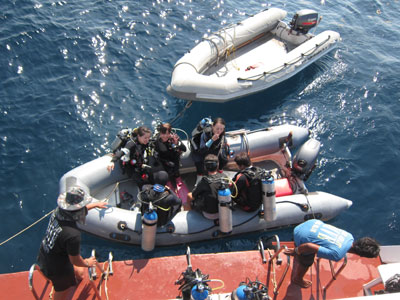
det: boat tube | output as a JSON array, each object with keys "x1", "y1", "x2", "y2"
[
  {"x1": 59, "y1": 124, "x2": 352, "y2": 247},
  {"x1": 167, "y1": 8, "x2": 341, "y2": 103}
]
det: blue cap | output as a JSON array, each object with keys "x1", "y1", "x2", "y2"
[
  {"x1": 191, "y1": 285, "x2": 209, "y2": 300},
  {"x1": 153, "y1": 184, "x2": 165, "y2": 193}
]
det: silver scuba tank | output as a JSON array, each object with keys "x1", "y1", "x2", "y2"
[
  {"x1": 262, "y1": 173, "x2": 276, "y2": 222},
  {"x1": 218, "y1": 180, "x2": 232, "y2": 234},
  {"x1": 141, "y1": 204, "x2": 158, "y2": 251}
]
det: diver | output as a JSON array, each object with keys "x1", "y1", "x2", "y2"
[
  {"x1": 231, "y1": 152, "x2": 263, "y2": 212},
  {"x1": 191, "y1": 117, "x2": 229, "y2": 176},
  {"x1": 187, "y1": 154, "x2": 224, "y2": 220},
  {"x1": 154, "y1": 122, "x2": 187, "y2": 187},
  {"x1": 139, "y1": 171, "x2": 182, "y2": 226},
  {"x1": 107, "y1": 126, "x2": 152, "y2": 188}
]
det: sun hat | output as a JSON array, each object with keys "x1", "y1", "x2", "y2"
[{"x1": 57, "y1": 186, "x2": 92, "y2": 211}]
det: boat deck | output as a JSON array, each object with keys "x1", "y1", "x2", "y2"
[{"x1": 1, "y1": 242, "x2": 392, "y2": 300}]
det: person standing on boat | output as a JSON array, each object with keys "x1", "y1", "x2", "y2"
[
  {"x1": 192, "y1": 117, "x2": 229, "y2": 176},
  {"x1": 285, "y1": 219, "x2": 380, "y2": 288},
  {"x1": 139, "y1": 170, "x2": 182, "y2": 226},
  {"x1": 107, "y1": 126, "x2": 152, "y2": 188},
  {"x1": 154, "y1": 123, "x2": 186, "y2": 187},
  {"x1": 187, "y1": 154, "x2": 224, "y2": 220},
  {"x1": 231, "y1": 152, "x2": 263, "y2": 212},
  {"x1": 37, "y1": 187, "x2": 108, "y2": 300}
]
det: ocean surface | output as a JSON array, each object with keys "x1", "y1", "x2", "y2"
[{"x1": 1, "y1": 0, "x2": 400, "y2": 274}]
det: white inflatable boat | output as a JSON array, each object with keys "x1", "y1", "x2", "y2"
[
  {"x1": 167, "y1": 8, "x2": 341, "y2": 103},
  {"x1": 59, "y1": 124, "x2": 352, "y2": 248}
]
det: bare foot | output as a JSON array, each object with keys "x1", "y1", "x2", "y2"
[{"x1": 292, "y1": 278, "x2": 312, "y2": 288}]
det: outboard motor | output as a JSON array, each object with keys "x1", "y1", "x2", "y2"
[
  {"x1": 261, "y1": 172, "x2": 276, "y2": 222},
  {"x1": 292, "y1": 138, "x2": 321, "y2": 181},
  {"x1": 141, "y1": 203, "x2": 158, "y2": 251},
  {"x1": 218, "y1": 179, "x2": 232, "y2": 234},
  {"x1": 289, "y1": 9, "x2": 319, "y2": 34}
]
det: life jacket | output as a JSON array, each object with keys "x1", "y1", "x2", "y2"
[
  {"x1": 237, "y1": 166, "x2": 264, "y2": 210},
  {"x1": 190, "y1": 117, "x2": 212, "y2": 152}
]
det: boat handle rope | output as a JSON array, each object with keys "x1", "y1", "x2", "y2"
[
  {"x1": 237, "y1": 35, "x2": 332, "y2": 82},
  {"x1": 170, "y1": 100, "x2": 193, "y2": 126}
]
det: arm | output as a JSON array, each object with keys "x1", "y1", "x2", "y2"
[
  {"x1": 284, "y1": 242, "x2": 320, "y2": 256},
  {"x1": 86, "y1": 201, "x2": 108, "y2": 210},
  {"x1": 69, "y1": 254, "x2": 97, "y2": 268}
]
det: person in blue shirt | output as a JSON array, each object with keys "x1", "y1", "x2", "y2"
[{"x1": 285, "y1": 219, "x2": 380, "y2": 288}]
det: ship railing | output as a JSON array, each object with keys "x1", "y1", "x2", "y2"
[
  {"x1": 258, "y1": 235, "x2": 290, "y2": 297},
  {"x1": 317, "y1": 255, "x2": 348, "y2": 298},
  {"x1": 28, "y1": 264, "x2": 52, "y2": 300}
]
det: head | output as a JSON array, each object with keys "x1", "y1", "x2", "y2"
[
  {"x1": 204, "y1": 154, "x2": 219, "y2": 173},
  {"x1": 136, "y1": 126, "x2": 152, "y2": 145},
  {"x1": 212, "y1": 117, "x2": 226, "y2": 137},
  {"x1": 153, "y1": 170, "x2": 169, "y2": 186},
  {"x1": 234, "y1": 152, "x2": 251, "y2": 170},
  {"x1": 158, "y1": 123, "x2": 172, "y2": 142},
  {"x1": 349, "y1": 237, "x2": 380, "y2": 258},
  {"x1": 57, "y1": 187, "x2": 91, "y2": 224}
]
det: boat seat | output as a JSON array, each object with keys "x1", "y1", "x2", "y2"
[{"x1": 363, "y1": 263, "x2": 400, "y2": 295}]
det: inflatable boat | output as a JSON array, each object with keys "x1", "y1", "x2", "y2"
[
  {"x1": 167, "y1": 8, "x2": 341, "y2": 103},
  {"x1": 59, "y1": 124, "x2": 352, "y2": 248}
]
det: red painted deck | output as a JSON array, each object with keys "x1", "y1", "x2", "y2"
[{"x1": 0, "y1": 242, "x2": 383, "y2": 300}]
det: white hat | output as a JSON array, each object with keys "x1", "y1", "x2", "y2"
[{"x1": 57, "y1": 187, "x2": 92, "y2": 211}]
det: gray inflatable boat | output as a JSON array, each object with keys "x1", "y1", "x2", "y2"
[{"x1": 59, "y1": 124, "x2": 352, "y2": 247}]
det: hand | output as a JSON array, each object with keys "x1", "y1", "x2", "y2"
[
  {"x1": 212, "y1": 133, "x2": 219, "y2": 141},
  {"x1": 85, "y1": 256, "x2": 97, "y2": 267},
  {"x1": 171, "y1": 133, "x2": 179, "y2": 144},
  {"x1": 95, "y1": 201, "x2": 109, "y2": 209},
  {"x1": 284, "y1": 248, "x2": 296, "y2": 256},
  {"x1": 107, "y1": 162, "x2": 115, "y2": 172}
]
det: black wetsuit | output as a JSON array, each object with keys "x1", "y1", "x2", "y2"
[
  {"x1": 192, "y1": 173, "x2": 224, "y2": 214},
  {"x1": 154, "y1": 136, "x2": 186, "y2": 178}
]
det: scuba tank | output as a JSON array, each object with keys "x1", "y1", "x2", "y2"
[
  {"x1": 141, "y1": 203, "x2": 158, "y2": 251},
  {"x1": 110, "y1": 128, "x2": 131, "y2": 153},
  {"x1": 217, "y1": 179, "x2": 232, "y2": 234},
  {"x1": 261, "y1": 172, "x2": 276, "y2": 222},
  {"x1": 191, "y1": 284, "x2": 209, "y2": 300}
]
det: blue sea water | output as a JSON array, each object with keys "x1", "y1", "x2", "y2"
[{"x1": 1, "y1": 0, "x2": 400, "y2": 274}]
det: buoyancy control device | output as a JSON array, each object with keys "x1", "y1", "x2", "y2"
[
  {"x1": 141, "y1": 203, "x2": 158, "y2": 251},
  {"x1": 190, "y1": 117, "x2": 212, "y2": 152},
  {"x1": 289, "y1": 9, "x2": 319, "y2": 34},
  {"x1": 261, "y1": 172, "x2": 276, "y2": 222},
  {"x1": 218, "y1": 179, "x2": 232, "y2": 234},
  {"x1": 292, "y1": 138, "x2": 320, "y2": 181}
]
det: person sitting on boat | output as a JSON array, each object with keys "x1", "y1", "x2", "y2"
[
  {"x1": 284, "y1": 219, "x2": 380, "y2": 289},
  {"x1": 231, "y1": 152, "x2": 263, "y2": 212},
  {"x1": 187, "y1": 154, "x2": 224, "y2": 220},
  {"x1": 36, "y1": 187, "x2": 108, "y2": 300},
  {"x1": 192, "y1": 117, "x2": 229, "y2": 177},
  {"x1": 139, "y1": 171, "x2": 182, "y2": 226},
  {"x1": 107, "y1": 126, "x2": 152, "y2": 188},
  {"x1": 154, "y1": 122, "x2": 187, "y2": 187}
]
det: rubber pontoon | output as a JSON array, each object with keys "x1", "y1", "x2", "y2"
[
  {"x1": 167, "y1": 8, "x2": 341, "y2": 103},
  {"x1": 59, "y1": 124, "x2": 352, "y2": 247}
]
